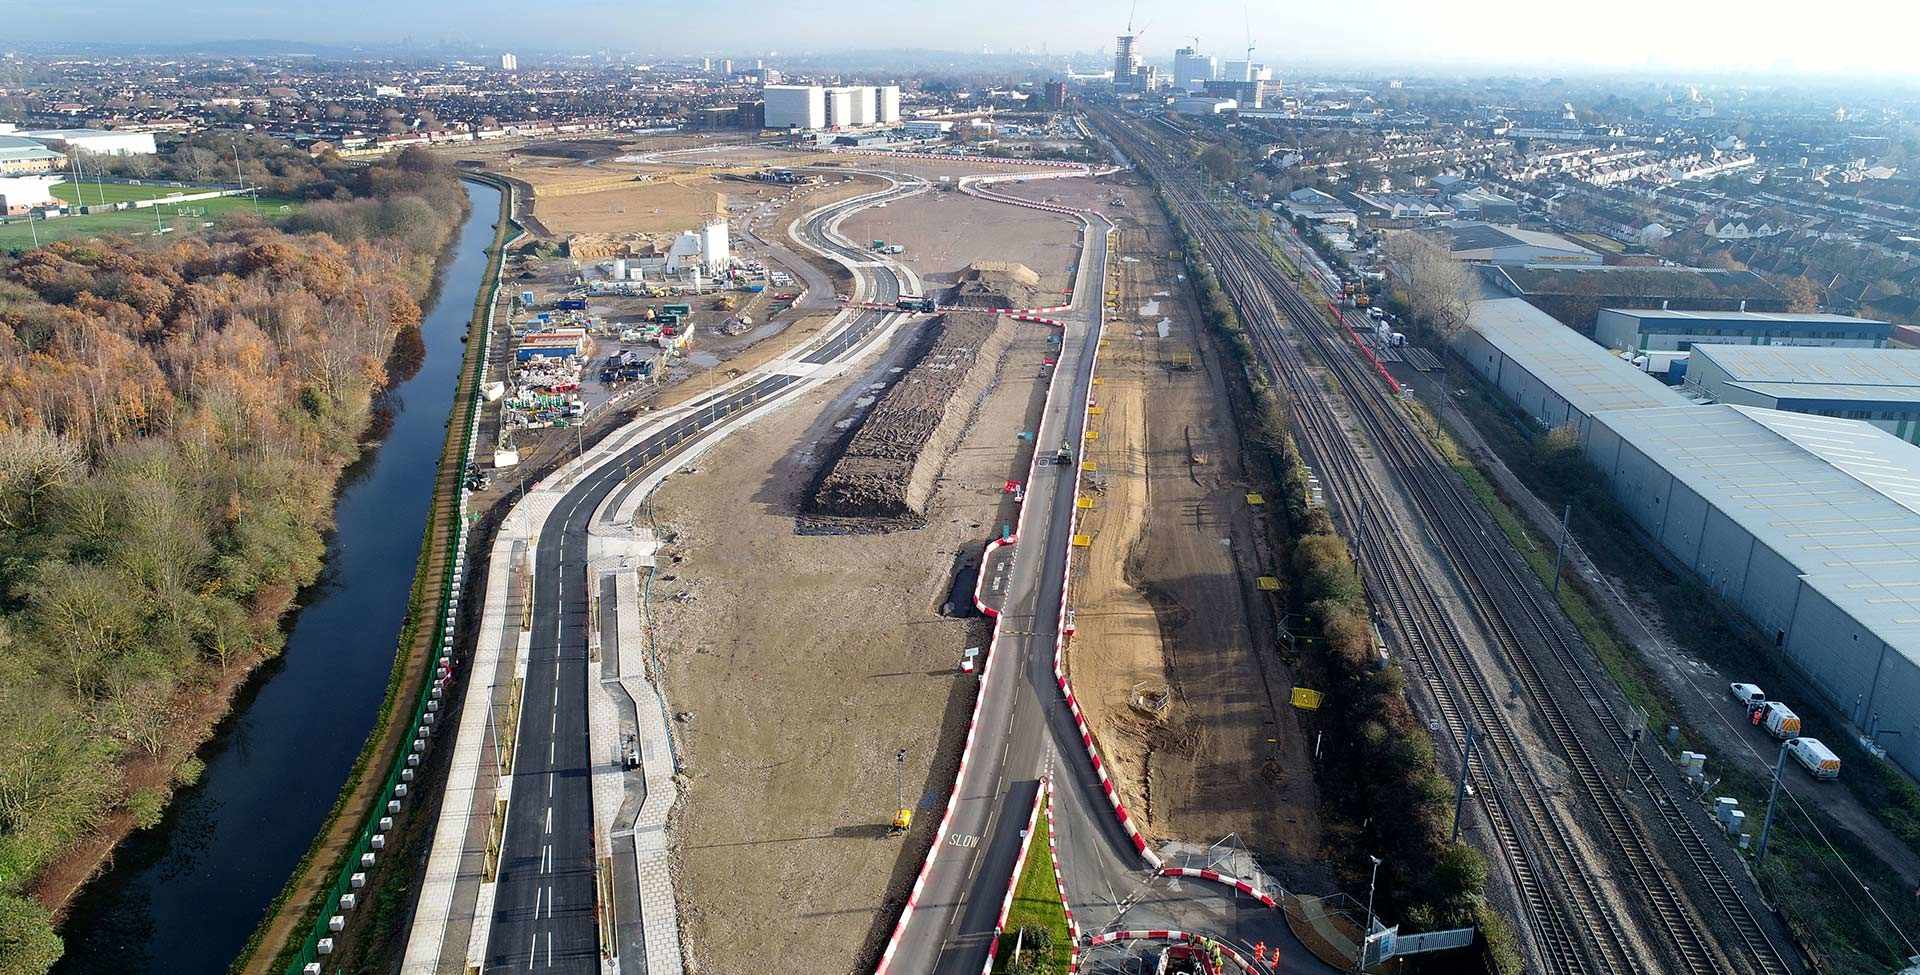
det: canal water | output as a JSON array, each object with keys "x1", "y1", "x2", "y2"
[{"x1": 55, "y1": 179, "x2": 501, "y2": 974}]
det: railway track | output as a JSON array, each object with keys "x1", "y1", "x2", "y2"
[{"x1": 1093, "y1": 109, "x2": 1795, "y2": 975}]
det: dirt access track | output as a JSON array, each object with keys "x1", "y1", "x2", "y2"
[
  {"x1": 1060, "y1": 174, "x2": 1326, "y2": 884},
  {"x1": 649, "y1": 163, "x2": 1085, "y2": 974}
]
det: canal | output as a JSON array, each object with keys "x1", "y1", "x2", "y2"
[{"x1": 54, "y1": 178, "x2": 503, "y2": 974}]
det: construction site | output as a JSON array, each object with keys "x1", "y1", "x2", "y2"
[
  {"x1": 460, "y1": 146, "x2": 884, "y2": 510},
  {"x1": 1054, "y1": 174, "x2": 1325, "y2": 881},
  {"x1": 645, "y1": 166, "x2": 1077, "y2": 972}
]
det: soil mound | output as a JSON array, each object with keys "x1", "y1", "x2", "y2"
[
  {"x1": 809, "y1": 310, "x2": 1011, "y2": 527},
  {"x1": 946, "y1": 261, "x2": 1042, "y2": 309}
]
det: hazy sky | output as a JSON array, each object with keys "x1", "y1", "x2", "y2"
[{"x1": 13, "y1": 0, "x2": 1920, "y2": 78}]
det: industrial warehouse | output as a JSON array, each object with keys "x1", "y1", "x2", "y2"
[
  {"x1": 1452, "y1": 292, "x2": 1920, "y2": 780},
  {"x1": 1595, "y1": 306, "x2": 1895, "y2": 353},
  {"x1": 1683, "y1": 343, "x2": 1920, "y2": 443},
  {"x1": 1583, "y1": 405, "x2": 1920, "y2": 773},
  {"x1": 1452, "y1": 297, "x2": 1691, "y2": 438}
]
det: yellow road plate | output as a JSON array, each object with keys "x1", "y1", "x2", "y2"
[
  {"x1": 1246, "y1": 493, "x2": 1265, "y2": 505},
  {"x1": 1256, "y1": 576, "x2": 1281, "y2": 591},
  {"x1": 1082, "y1": 461, "x2": 1098, "y2": 472},
  {"x1": 1076, "y1": 497, "x2": 1095, "y2": 509},
  {"x1": 1290, "y1": 687, "x2": 1324, "y2": 710},
  {"x1": 1087, "y1": 405, "x2": 1104, "y2": 416},
  {"x1": 1072, "y1": 534, "x2": 1091, "y2": 547}
]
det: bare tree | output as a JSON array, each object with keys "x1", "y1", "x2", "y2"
[{"x1": 1383, "y1": 232, "x2": 1477, "y2": 338}]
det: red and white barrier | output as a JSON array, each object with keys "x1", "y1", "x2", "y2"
[
  {"x1": 1045, "y1": 784, "x2": 1083, "y2": 973},
  {"x1": 977, "y1": 784, "x2": 1048, "y2": 974},
  {"x1": 1156, "y1": 866, "x2": 1283, "y2": 911},
  {"x1": 1048, "y1": 227, "x2": 1163, "y2": 869},
  {"x1": 973, "y1": 535, "x2": 1015, "y2": 618},
  {"x1": 1006, "y1": 312, "x2": 1067, "y2": 328}
]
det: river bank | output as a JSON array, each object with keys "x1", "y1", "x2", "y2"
[{"x1": 48, "y1": 177, "x2": 503, "y2": 975}]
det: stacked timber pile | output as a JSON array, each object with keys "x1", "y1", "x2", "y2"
[
  {"x1": 946, "y1": 260, "x2": 1041, "y2": 309},
  {"x1": 809, "y1": 310, "x2": 1012, "y2": 528}
]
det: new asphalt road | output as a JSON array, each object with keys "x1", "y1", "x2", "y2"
[{"x1": 484, "y1": 176, "x2": 917, "y2": 973}]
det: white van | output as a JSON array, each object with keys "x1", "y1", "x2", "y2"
[
  {"x1": 1758, "y1": 702, "x2": 1802, "y2": 740},
  {"x1": 1787, "y1": 737, "x2": 1841, "y2": 780},
  {"x1": 1729, "y1": 682, "x2": 1765, "y2": 708}
]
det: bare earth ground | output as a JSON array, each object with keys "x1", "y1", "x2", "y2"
[
  {"x1": 436, "y1": 130, "x2": 752, "y2": 165},
  {"x1": 520, "y1": 165, "x2": 727, "y2": 236},
  {"x1": 652, "y1": 176, "x2": 1081, "y2": 973},
  {"x1": 1064, "y1": 178, "x2": 1326, "y2": 880},
  {"x1": 841, "y1": 189, "x2": 1077, "y2": 304},
  {"x1": 654, "y1": 321, "x2": 1054, "y2": 974}
]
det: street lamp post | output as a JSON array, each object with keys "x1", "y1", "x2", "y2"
[
  {"x1": 1358, "y1": 854, "x2": 1383, "y2": 974},
  {"x1": 1756, "y1": 739, "x2": 1790, "y2": 865}
]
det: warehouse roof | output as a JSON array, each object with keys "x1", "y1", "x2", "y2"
[
  {"x1": 1485, "y1": 263, "x2": 1785, "y2": 302},
  {"x1": 1723, "y1": 381, "x2": 1920, "y2": 405},
  {"x1": 21, "y1": 128, "x2": 121, "y2": 140},
  {"x1": 1602, "y1": 308, "x2": 1888, "y2": 327},
  {"x1": 0, "y1": 135, "x2": 63, "y2": 162},
  {"x1": 1692, "y1": 345, "x2": 1920, "y2": 388},
  {"x1": 1465, "y1": 298, "x2": 1691, "y2": 414},
  {"x1": 1442, "y1": 222, "x2": 1596, "y2": 257},
  {"x1": 1594, "y1": 404, "x2": 1920, "y2": 659}
]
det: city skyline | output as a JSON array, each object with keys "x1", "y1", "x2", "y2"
[{"x1": 10, "y1": 0, "x2": 1920, "y2": 80}]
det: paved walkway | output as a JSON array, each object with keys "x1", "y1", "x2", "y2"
[{"x1": 586, "y1": 508, "x2": 682, "y2": 975}]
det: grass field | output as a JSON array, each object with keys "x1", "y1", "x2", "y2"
[
  {"x1": 51, "y1": 180, "x2": 222, "y2": 207},
  {"x1": 0, "y1": 193, "x2": 303, "y2": 251}
]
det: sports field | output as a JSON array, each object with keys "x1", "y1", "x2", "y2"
[
  {"x1": 0, "y1": 193, "x2": 304, "y2": 251},
  {"x1": 50, "y1": 180, "x2": 223, "y2": 207}
]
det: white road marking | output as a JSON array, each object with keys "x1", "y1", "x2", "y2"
[
  {"x1": 527, "y1": 933, "x2": 536, "y2": 969},
  {"x1": 545, "y1": 805, "x2": 552, "y2": 834},
  {"x1": 549, "y1": 739, "x2": 556, "y2": 763}
]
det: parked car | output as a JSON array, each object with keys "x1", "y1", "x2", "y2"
[{"x1": 1730, "y1": 682, "x2": 1766, "y2": 708}]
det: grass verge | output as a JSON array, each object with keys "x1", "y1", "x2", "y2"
[{"x1": 994, "y1": 810, "x2": 1070, "y2": 974}]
